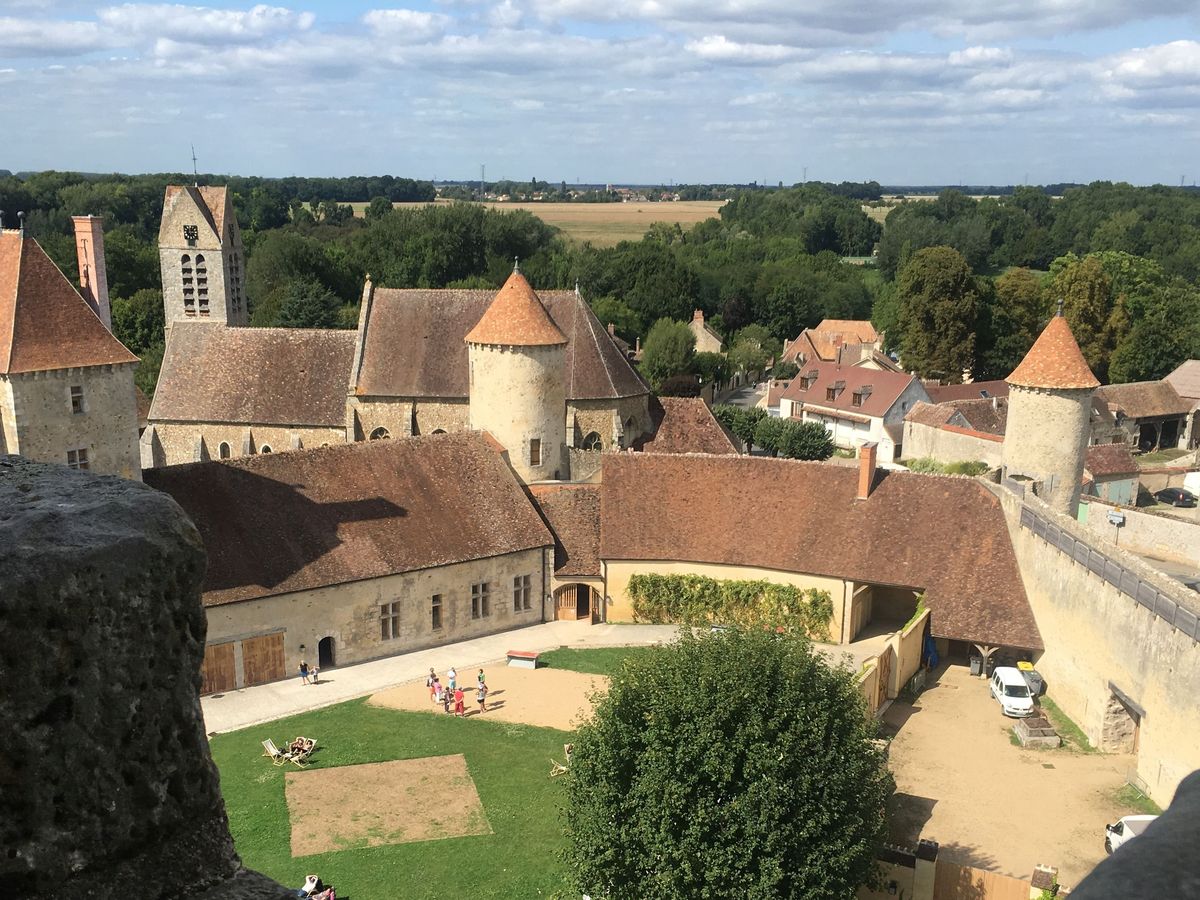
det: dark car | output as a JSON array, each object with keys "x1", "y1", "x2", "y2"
[{"x1": 1155, "y1": 487, "x2": 1197, "y2": 508}]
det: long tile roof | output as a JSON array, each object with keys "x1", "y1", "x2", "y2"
[
  {"x1": 529, "y1": 483, "x2": 602, "y2": 577},
  {"x1": 780, "y1": 360, "x2": 923, "y2": 419},
  {"x1": 600, "y1": 453, "x2": 1041, "y2": 649},
  {"x1": 924, "y1": 380, "x2": 1010, "y2": 404},
  {"x1": 144, "y1": 432, "x2": 553, "y2": 606},
  {"x1": 1095, "y1": 381, "x2": 1190, "y2": 420},
  {"x1": 1085, "y1": 443, "x2": 1139, "y2": 478},
  {"x1": 1165, "y1": 360, "x2": 1200, "y2": 402},
  {"x1": 150, "y1": 324, "x2": 356, "y2": 426},
  {"x1": 0, "y1": 231, "x2": 137, "y2": 374},
  {"x1": 355, "y1": 287, "x2": 649, "y2": 400},
  {"x1": 1007, "y1": 315, "x2": 1099, "y2": 390},
  {"x1": 635, "y1": 397, "x2": 739, "y2": 455}
]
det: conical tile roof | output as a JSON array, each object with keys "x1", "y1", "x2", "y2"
[
  {"x1": 464, "y1": 271, "x2": 567, "y2": 347},
  {"x1": 1006, "y1": 315, "x2": 1099, "y2": 390}
]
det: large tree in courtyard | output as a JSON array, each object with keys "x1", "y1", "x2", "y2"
[
  {"x1": 563, "y1": 629, "x2": 893, "y2": 900},
  {"x1": 896, "y1": 246, "x2": 979, "y2": 382}
]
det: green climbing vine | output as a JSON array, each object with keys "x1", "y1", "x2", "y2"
[{"x1": 627, "y1": 573, "x2": 833, "y2": 640}]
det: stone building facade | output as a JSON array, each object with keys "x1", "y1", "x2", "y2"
[
  {"x1": 1001, "y1": 315, "x2": 1099, "y2": 516},
  {"x1": 158, "y1": 185, "x2": 247, "y2": 327},
  {"x1": 0, "y1": 229, "x2": 141, "y2": 479}
]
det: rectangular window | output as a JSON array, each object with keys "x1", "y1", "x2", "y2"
[
  {"x1": 825, "y1": 387, "x2": 836, "y2": 401},
  {"x1": 70, "y1": 385, "x2": 84, "y2": 415},
  {"x1": 513, "y1": 574, "x2": 532, "y2": 611},
  {"x1": 431, "y1": 594, "x2": 443, "y2": 630},
  {"x1": 851, "y1": 392, "x2": 863, "y2": 407},
  {"x1": 380, "y1": 601, "x2": 401, "y2": 640},
  {"x1": 529, "y1": 438, "x2": 541, "y2": 467},
  {"x1": 66, "y1": 448, "x2": 89, "y2": 471},
  {"x1": 472, "y1": 582, "x2": 490, "y2": 619}
]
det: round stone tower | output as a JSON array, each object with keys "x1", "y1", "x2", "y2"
[
  {"x1": 466, "y1": 268, "x2": 567, "y2": 483},
  {"x1": 1001, "y1": 312, "x2": 1099, "y2": 516}
]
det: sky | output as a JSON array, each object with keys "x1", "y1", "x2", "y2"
[{"x1": 1, "y1": 1, "x2": 1199, "y2": 184}]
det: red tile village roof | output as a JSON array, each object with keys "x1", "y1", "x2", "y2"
[
  {"x1": 529, "y1": 483, "x2": 602, "y2": 577},
  {"x1": 354, "y1": 286, "x2": 648, "y2": 400},
  {"x1": 1165, "y1": 360, "x2": 1200, "y2": 402},
  {"x1": 1006, "y1": 316, "x2": 1099, "y2": 390},
  {"x1": 599, "y1": 453, "x2": 1042, "y2": 649},
  {"x1": 1085, "y1": 443, "x2": 1140, "y2": 478},
  {"x1": 149, "y1": 324, "x2": 356, "y2": 427},
  {"x1": 779, "y1": 360, "x2": 924, "y2": 420},
  {"x1": 635, "y1": 397, "x2": 739, "y2": 455},
  {"x1": 1095, "y1": 381, "x2": 1190, "y2": 420},
  {"x1": 464, "y1": 271, "x2": 567, "y2": 346},
  {"x1": 924, "y1": 380, "x2": 1010, "y2": 404},
  {"x1": 0, "y1": 232, "x2": 137, "y2": 374},
  {"x1": 143, "y1": 433, "x2": 553, "y2": 606}
]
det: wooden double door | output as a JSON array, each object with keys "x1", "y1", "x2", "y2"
[{"x1": 199, "y1": 632, "x2": 286, "y2": 695}]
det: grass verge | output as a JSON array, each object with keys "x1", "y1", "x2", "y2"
[
  {"x1": 1038, "y1": 696, "x2": 1097, "y2": 753},
  {"x1": 211, "y1": 698, "x2": 571, "y2": 899},
  {"x1": 1115, "y1": 784, "x2": 1163, "y2": 816},
  {"x1": 538, "y1": 645, "x2": 655, "y2": 677}
]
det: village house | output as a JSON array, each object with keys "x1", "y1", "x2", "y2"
[
  {"x1": 781, "y1": 319, "x2": 897, "y2": 372},
  {"x1": 1082, "y1": 443, "x2": 1141, "y2": 506},
  {"x1": 779, "y1": 361, "x2": 930, "y2": 460},
  {"x1": 902, "y1": 397, "x2": 1007, "y2": 467},
  {"x1": 1164, "y1": 360, "x2": 1200, "y2": 448},
  {"x1": 1095, "y1": 380, "x2": 1192, "y2": 451},
  {"x1": 687, "y1": 308, "x2": 724, "y2": 355},
  {"x1": 0, "y1": 224, "x2": 141, "y2": 479}
]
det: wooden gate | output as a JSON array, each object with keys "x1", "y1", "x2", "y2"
[
  {"x1": 876, "y1": 645, "x2": 894, "y2": 710},
  {"x1": 934, "y1": 863, "x2": 1030, "y2": 900},
  {"x1": 241, "y1": 632, "x2": 286, "y2": 687},
  {"x1": 199, "y1": 642, "x2": 236, "y2": 695}
]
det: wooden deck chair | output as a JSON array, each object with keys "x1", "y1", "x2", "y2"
[
  {"x1": 549, "y1": 743, "x2": 574, "y2": 778},
  {"x1": 262, "y1": 739, "x2": 288, "y2": 766},
  {"x1": 288, "y1": 737, "x2": 316, "y2": 768}
]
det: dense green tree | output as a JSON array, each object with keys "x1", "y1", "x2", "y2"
[
  {"x1": 274, "y1": 279, "x2": 344, "y2": 329},
  {"x1": 563, "y1": 629, "x2": 892, "y2": 900},
  {"x1": 779, "y1": 420, "x2": 836, "y2": 460},
  {"x1": 365, "y1": 196, "x2": 394, "y2": 221},
  {"x1": 640, "y1": 318, "x2": 695, "y2": 387},
  {"x1": 896, "y1": 246, "x2": 979, "y2": 381},
  {"x1": 771, "y1": 360, "x2": 800, "y2": 379},
  {"x1": 134, "y1": 341, "x2": 164, "y2": 398},
  {"x1": 591, "y1": 296, "x2": 644, "y2": 343},
  {"x1": 753, "y1": 415, "x2": 786, "y2": 455},
  {"x1": 975, "y1": 268, "x2": 1050, "y2": 380},
  {"x1": 110, "y1": 288, "x2": 165, "y2": 357},
  {"x1": 1109, "y1": 282, "x2": 1200, "y2": 382},
  {"x1": 692, "y1": 351, "x2": 729, "y2": 387},
  {"x1": 1048, "y1": 254, "x2": 1118, "y2": 381}
]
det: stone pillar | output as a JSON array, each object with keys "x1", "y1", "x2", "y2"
[
  {"x1": 0, "y1": 456, "x2": 292, "y2": 899},
  {"x1": 1030, "y1": 864, "x2": 1058, "y2": 897},
  {"x1": 913, "y1": 839, "x2": 938, "y2": 900}
]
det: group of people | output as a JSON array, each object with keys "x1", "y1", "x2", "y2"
[
  {"x1": 298, "y1": 660, "x2": 319, "y2": 684},
  {"x1": 426, "y1": 666, "x2": 489, "y2": 717}
]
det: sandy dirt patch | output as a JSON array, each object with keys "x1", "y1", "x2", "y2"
[
  {"x1": 284, "y1": 755, "x2": 490, "y2": 857},
  {"x1": 885, "y1": 664, "x2": 1134, "y2": 887},
  {"x1": 368, "y1": 665, "x2": 608, "y2": 731}
]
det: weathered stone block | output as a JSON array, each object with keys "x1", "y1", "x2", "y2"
[{"x1": 0, "y1": 457, "x2": 292, "y2": 898}]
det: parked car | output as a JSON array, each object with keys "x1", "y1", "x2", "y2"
[
  {"x1": 989, "y1": 666, "x2": 1035, "y2": 717},
  {"x1": 1105, "y1": 815, "x2": 1158, "y2": 854},
  {"x1": 1017, "y1": 660, "x2": 1044, "y2": 697},
  {"x1": 1154, "y1": 487, "x2": 1197, "y2": 508}
]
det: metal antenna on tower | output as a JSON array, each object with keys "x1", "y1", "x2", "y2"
[
  {"x1": 802, "y1": 166, "x2": 807, "y2": 184},
  {"x1": 191, "y1": 144, "x2": 199, "y2": 187},
  {"x1": 480, "y1": 164, "x2": 485, "y2": 201}
]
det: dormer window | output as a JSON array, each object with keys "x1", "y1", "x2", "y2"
[
  {"x1": 802, "y1": 370, "x2": 818, "y2": 390},
  {"x1": 851, "y1": 392, "x2": 863, "y2": 407},
  {"x1": 826, "y1": 380, "x2": 846, "y2": 402},
  {"x1": 183, "y1": 224, "x2": 198, "y2": 246}
]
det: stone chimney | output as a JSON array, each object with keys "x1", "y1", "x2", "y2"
[
  {"x1": 608, "y1": 322, "x2": 616, "y2": 336},
  {"x1": 693, "y1": 309, "x2": 704, "y2": 324},
  {"x1": 72, "y1": 215, "x2": 111, "y2": 330},
  {"x1": 857, "y1": 441, "x2": 878, "y2": 500}
]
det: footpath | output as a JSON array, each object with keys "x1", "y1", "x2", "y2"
[{"x1": 201, "y1": 620, "x2": 680, "y2": 735}]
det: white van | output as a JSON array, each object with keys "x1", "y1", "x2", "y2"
[{"x1": 990, "y1": 666, "x2": 1035, "y2": 717}]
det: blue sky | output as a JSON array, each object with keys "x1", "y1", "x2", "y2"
[{"x1": 1, "y1": 1, "x2": 1198, "y2": 184}]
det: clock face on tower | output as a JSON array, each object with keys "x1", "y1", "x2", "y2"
[{"x1": 183, "y1": 224, "x2": 199, "y2": 244}]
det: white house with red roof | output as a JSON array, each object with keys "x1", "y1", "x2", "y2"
[{"x1": 778, "y1": 361, "x2": 930, "y2": 460}]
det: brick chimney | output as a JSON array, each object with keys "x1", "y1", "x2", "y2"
[
  {"x1": 693, "y1": 309, "x2": 704, "y2": 324},
  {"x1": 72, "y1": 215, "x2": 111, "y2": 330},
  {"x1": 857, "y1": 441, "x2": 878, "y2": 500}
]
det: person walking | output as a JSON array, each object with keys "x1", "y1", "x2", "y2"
[
  {"x1": 453, "y1": 686, "x2": 465, "y2": 717},
  {"x1": 447, "y1": 666, "x2": 457, "y2": 691},
  {"x1": 443, "y1": 684, "x2": 453, "y2": 714},
  {"x1": 476, "y1": 682, "x2": 488, "y2": 715},
  {"x1": 427, "y1": 668, "x2": 438, "y2": 703},
  {"x1": 477, "y1": 668, "x2": 485, "y2": 687},
  {"x1": 298, "y1": 660, "x2": 310, "y2": 685}
]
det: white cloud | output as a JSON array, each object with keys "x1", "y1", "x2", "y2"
[
  {"x1": 685, "y1": 35, "x2": 799, "y2": 64},
  {"x1": 97, "y1": 4, "x2": 314, "y2": 44},
  {"x1": 363, "y1": 8, "x2": 451, "y2": 41},
  {"x1": 0, "y1": 16, "x2": 108, "y2": 54}
]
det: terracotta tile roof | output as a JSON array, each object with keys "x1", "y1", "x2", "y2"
[
  {"x1": 150, "y1": 324, "x2": 355, "y2": 426},
  {"x1": 161, "y1": 185, "x2": 228, "y2": 238},
  {"x1": 600, "y1": 454, "x2": 1040, "y2": 649},
  {"x1": 355, "y1": 287, "x2": 648, "y2": 400},
  {"x1": 635, "y1": 397, "x2": 739, "y2": 455},
  {"x1": 464, "y1": 271, "x2": 567, "y2": 346},
  {"x1": 924, "y1": 380, "x2": 1010, "y2": 404},
  {"x1": 529, "y1": 483, "x2": 601, "y2": 577},
  {"x1": 947, "y1": 397, "x2": 1008, "y2": 436},
  {"x1": 1095, "y1": 381, "x2": 1190, "y2": 420},
  {"x1": 816, "y1": 319, "x2": 879, "y2": 343},
  {"x1": 1085, "y1": 443, "x2": 1139, "y2": 478},
  {"x1": 905, "y1": 401, "x2": 958, "y2": 428},
  {"x1": 1007, "y1": 316, "x2": 1099, "y2": 390},
  {"x1": 0, "y1": 231, "x2": 137, "y2": 374},
  {"x1": 780, "y1": 360, "x2": 925, "y2": 419},
  {"x1": 144, "y1": 432, "x2": 553, "y2": 606},
  {"x1": 1165, "y1": 360, "x2": 1200, "y2": 402},
  {"x1": 764, "y1": 379, "x2": 792, "y2": 408}
]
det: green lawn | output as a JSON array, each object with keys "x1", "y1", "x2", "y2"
[
  {"x1": 1038, "y1": 696, "x2": 1097, "y2": 753},
  {"x1": 211, "y1": 698, "x2": 572, "y2": 899},
  {"x1": 538, "y1": 645, "x2": 656, "y2": 676}
]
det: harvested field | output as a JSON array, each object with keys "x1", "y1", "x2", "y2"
[
  {"x1": 283, "y1": 754, "x2": 490, "y2": 856},
  {"x1": 369, "y1": 664, "x2": 608, "y2": 731},
  {"x1": 349, "y1": 199, "x2": 725, "y2": 246}
]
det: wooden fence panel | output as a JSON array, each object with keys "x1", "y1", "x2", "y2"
[
  {"x1": 241, "y1": 632, "x2": 286, "y2": 687},
  {"x1": 934, "y1": 862, "x2": 1030, "y2": 900},
  {"x1": 199, "y1": 642, "x2": 236, "y2": 696}
]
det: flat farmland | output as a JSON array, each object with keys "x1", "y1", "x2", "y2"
[{"x1": 351, "y1": 199, "x2": 725, "y2": 246}]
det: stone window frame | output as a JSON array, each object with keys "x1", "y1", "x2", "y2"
[
  {"x1": 69, "y1": 384, "x2": 85, "y2": 415},
  {"x1": 513, "y1": 574, "x2": 532, "y2": 612},
  {"x1": 529, "y1": 438, "x2": 541, "y2": 467},
  {"x1": 581, "y1": 431, "x2": 602, "y2": 451},
  {"x1": 431, "y1": 593, "x2": 443, "y2": 630},
  {"x1": 218, "y1": 442, "x2": 231, "y2": 459},
  {"x1": 66, "y1": 448, "x2": 89, "y2": 470},
  {"x1": 369, "y1": 427, "x2": 390, "y2": 441},
  {"x1": 471, "y1": 581, "x2": 490, "y2": 619},
  {"x1": 260, "y1": 445, "x2": 272, "y2": 454},
  {"x1": 379, "y1": 600, "x2": 401, "y2": 641},
  {"x1": 195, "y1": 254, "x2": 209, "y2": 316},
  {"x1": 181, "y1": 254, "x2": 195, "y2": 315}
]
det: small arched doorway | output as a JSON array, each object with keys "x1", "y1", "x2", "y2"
[
  {"x1": 369, "y1": 427, "x2": 390, "y2": 440},
  {"x1": 318, "y1": 636, "x2": 336, "y2": 670},
  {"x1": 554, "y1": 584, "x2": 594, "y2": 621}
]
